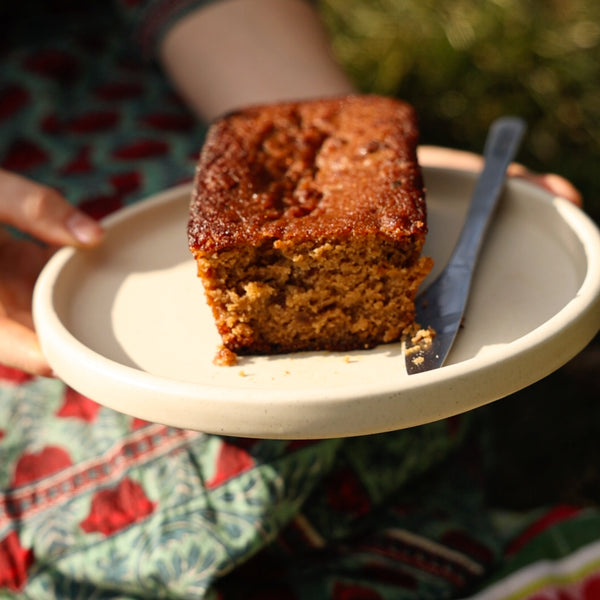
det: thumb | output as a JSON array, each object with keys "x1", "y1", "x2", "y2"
[
  {"x1": 0, "y1": 169, "x2": 104, "y2": 247},
  {"x1": 0, "y1": 317, "x2": 53, "y2": 377}
]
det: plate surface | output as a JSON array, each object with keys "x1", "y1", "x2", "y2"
[{"x1": 33, "y1": 167, "x2": 600, "y2": 438}]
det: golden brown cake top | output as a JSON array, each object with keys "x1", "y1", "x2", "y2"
[{"x1": 188, "y1": 95, "x2": 427, "y2": 253}]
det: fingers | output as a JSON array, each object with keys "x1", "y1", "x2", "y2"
[
  {"x1": 0, "y1": 317, "x2": 54, "y2": 377},
  {"x1": 541, "y1": 173, "x2": 583, "y2": 207},
  {"x1": 507, "y1": 165, "x2": 583, "y2": 207},
  {"x1": 0, "y1": 169, "x2": 104, "y2": 247},
  {"x1": 0, "y1": 239, "x2": 53, "y2": 377},
  {"x1": 0, "y1": 172, "x2": 102, "y2": 378},
  {"x1": 0, "y1": 171, "x2": 103, "y2": 378},
  {"x1": 418, "y1": 146, "x2": 583, "y2": 207}
]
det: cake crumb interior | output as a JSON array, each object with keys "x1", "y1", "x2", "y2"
[{"x1": 195, "y1": 236, "x2": 432, "y2": 358}]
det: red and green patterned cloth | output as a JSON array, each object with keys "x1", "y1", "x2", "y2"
[{"x1": 1, "y1": 1, "x2": 599, "y2": 598}]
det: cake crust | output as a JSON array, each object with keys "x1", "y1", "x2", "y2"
[
  {"x1": 188, "y1": 95, "x2": 427, "y2": 252},
  {"x1": 188, "y1": 95, "x2": 432, "y2": 361}
]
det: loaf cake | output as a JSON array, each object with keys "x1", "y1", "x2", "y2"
[{"x1": 188, "y1": 95, "x2": 433, "y2": 365}]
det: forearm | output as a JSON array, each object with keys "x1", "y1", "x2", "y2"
[{"x1": 159, "y1": 0, "x2": 354, "y2": 122}]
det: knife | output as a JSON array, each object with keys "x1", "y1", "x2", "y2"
[{"x1": 405, "y1": 116, "x2": 527, "y2": 375}]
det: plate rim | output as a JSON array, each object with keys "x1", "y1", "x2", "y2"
[{"x1": 32, "y1": 167, "x2": 600, "y2": 437}]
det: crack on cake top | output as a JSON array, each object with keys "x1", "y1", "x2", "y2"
[{"x1": 251, "y1": 107, "x2": 329, "y2": 220}]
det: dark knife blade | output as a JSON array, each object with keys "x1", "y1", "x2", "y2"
[{"x1": 405, "y1": 116, "x2": 526, "y2": 374}]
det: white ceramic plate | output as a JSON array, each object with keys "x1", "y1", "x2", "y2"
[{"x1": 33, "y1": 167, "x2": 600, "y2": 439}]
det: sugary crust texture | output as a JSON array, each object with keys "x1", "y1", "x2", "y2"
[
  {"x1": 189, "y1": 95, "x2": 426, "y2": 252},
  {"x1": 188, "y1": 95, "x2": 433, "y2": 361}
]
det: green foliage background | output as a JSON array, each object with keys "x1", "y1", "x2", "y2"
[{"x1": 319, "y1": 0, "x2": 600, "y2": 223}]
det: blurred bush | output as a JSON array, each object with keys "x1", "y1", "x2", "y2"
[{"x1": 320, "y1": 0, "x2": 600, "y2": 222}]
